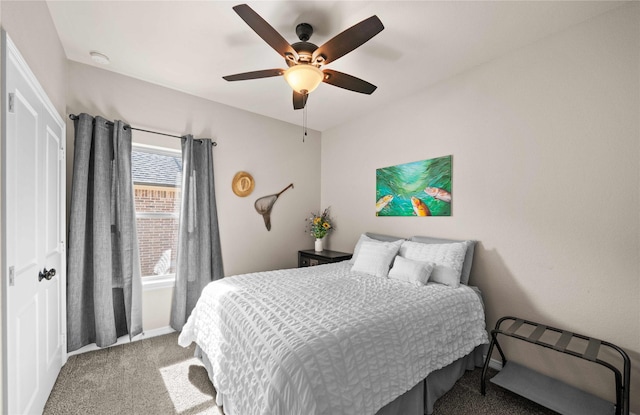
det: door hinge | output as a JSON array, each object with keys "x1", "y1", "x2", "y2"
[
  {"x1": 59, "y1": 148, "x2": 65, "y2": 161},
  {"x1": 8, "y1": 93, "x2": 15, "y2": 113},
  {"x1": 9, "y1": 266, "x2": 15, "y2": 286}
]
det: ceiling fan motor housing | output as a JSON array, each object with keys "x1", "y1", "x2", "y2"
[
  {"x1": 288, "y1": 23, "x2": 319, "y2": 66},
  {"x1": 296, "y1": 23, "x2": 313, "y2": 42}
]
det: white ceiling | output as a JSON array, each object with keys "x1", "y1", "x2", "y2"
[{"x1": 46, "y1": 1, "x2": 624, "y2": 131}]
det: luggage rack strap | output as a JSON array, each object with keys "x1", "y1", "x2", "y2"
[
  {"x1": 504, "y1": 318, "x2": 524, "y2": 335},
  {"x1": 528, "y1": 324, "x2": 546, "y2": 342},
  {"x1": 553, "y1": 331, "x2": 573, "y2": 352},
  {"x1": 584, "y1": 338, "x2": 601, "y2": 362}
]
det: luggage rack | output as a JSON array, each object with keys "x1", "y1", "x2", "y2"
[{"x1": 481, "y1": 316, "x2": 630, "y2": 415}]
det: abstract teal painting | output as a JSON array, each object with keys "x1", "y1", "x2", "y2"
[{"x1": 376, "y1": 155, "x2": 452, "y2": 216}]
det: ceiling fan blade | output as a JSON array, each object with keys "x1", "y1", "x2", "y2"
[
  {"x1": 293, "y1": 91, "x2": 308, "y2": 110},
  {"x1": 312, "y1": 15, "x2": 384, "y2": 65},
  {"x1": 233, "y1": 4, "x2": 298, "y2": 61},
  {"x1": 322, "y1": 69, "x2": 377, "y2": 94},
  {"x1": 223, "y1": 69, "x2": 285, "y2": 81}
]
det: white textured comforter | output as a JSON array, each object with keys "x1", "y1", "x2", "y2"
[{"x1": 178, "y1": 262, "x2": 488, "y2": 415}]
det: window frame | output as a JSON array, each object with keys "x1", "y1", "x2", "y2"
[{"x1": 131, "y1": 142, "x2": 182, "y2": 291}]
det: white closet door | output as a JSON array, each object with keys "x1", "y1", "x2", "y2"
[{"x1": 3, "y1": 32, "x2": 66, "y2": 414}]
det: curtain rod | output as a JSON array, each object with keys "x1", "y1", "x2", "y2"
[{"x1": 68, "y1": 114, "x2": 217, "y2": 146}]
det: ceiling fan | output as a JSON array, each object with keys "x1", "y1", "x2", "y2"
[{"x1": 223, "y1": 4, "x2": 384, "y2": 110}]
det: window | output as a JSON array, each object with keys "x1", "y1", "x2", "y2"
[{"x1": 132, "y1": 144, "x2": 182, "y2": 289}]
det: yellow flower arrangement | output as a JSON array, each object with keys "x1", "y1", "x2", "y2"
[{"x1": 306, "y1": 207, "x2": 334, "y2": 239}]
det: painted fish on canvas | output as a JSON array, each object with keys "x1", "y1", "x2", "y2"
[
  {"x1": 411, "y1": 196, "x2": 431, "y2": 216},
  {"x1": 424, "y1": 187, "x2": 451, "y2": 203},
  {"x1": 376, "y1": 195, "x2": 394, "y2": 212}
]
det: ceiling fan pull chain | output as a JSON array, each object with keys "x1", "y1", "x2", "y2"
[{"x1": 303, "y1": 102, "x2": 308, "y2": 142}]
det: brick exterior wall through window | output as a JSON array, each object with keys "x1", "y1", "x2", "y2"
[{"x1": 134, "y1": 185, "x2": 180, "y2": 277}]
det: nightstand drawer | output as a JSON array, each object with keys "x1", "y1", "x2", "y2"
[
  {"x1": 298, "y1": 249, "x2": 352, "y2": 268},
  {"x1": 299, "y1": 256, "x2": 311, "y2": 267}
]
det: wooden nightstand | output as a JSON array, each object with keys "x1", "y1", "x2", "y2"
[{"x1": 298, "y1": 249, "x2": 352, "y2": 267}]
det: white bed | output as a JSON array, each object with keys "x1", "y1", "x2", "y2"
[{"x1": 179, "y1": 235, "x2": 488, "y2": 415}]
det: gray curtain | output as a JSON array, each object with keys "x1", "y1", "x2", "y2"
[
  {"x1": 170, "y1": 136, "x2": 224, "y2": 331},
  {"x1": 67, "y1": 113, "x2": 143, "y2": 352}
]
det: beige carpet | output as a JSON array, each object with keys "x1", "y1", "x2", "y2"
[
  {"x1": 44, "y1": 332, "x2": 221, "y2": 415},
  {"x1": 44, "y1": 332, "x2": 557, "y2": 415}
]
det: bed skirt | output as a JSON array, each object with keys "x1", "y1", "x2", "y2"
[{"x1": 194, "y1": 343, "x2": 486, "y2": 415}]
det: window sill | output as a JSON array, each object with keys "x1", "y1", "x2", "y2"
[{"x1": 142, "y1": 274, "x2": 175, "y2": 291}]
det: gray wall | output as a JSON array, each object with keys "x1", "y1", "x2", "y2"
[{"x1": 320, "y1": 4, "x2": 640, "y2": 411}]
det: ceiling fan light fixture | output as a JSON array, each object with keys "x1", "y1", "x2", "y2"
[{"x1": 283, "y1": 65, "x2": 323, "y2": 95}]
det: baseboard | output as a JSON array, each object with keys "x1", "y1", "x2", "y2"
[
  {"x1": 488, "y1": 357, "x2": 503, "y2": 371},
  {"x1": 67, "y1": 326, "x2": 176, "y2": 357},
  {"x1": 140, "y1": 326, "x2": 176, "y2": 339}
]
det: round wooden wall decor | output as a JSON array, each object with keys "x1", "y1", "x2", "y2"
[{"x1": 232, "y1": 171, "x2": 255, "y2": 197}]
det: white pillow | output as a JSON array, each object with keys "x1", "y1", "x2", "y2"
[
  {"x1": 349, "y1": 233, "x2": 404, "y2": 264},
  {"x1": 399, "y1": 241, "x2": 468, "y2": 287},
  {"x1": 410, "y1": 236, "x2": 476, "y2": 285},
  {"x1": 388, "y1": 256, "x2": 435, "y2": 286},
  {"x1": 350, "y1": 240, "x2": 402, "y2": 278}
]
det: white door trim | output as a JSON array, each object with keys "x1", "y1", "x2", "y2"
[{"x1": 2, "y1": 30, "x2": 67, "y2": 414}]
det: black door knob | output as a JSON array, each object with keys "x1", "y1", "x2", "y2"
[{"x1": 38, "y1": 268, "x2": 56, "y2": 282}]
